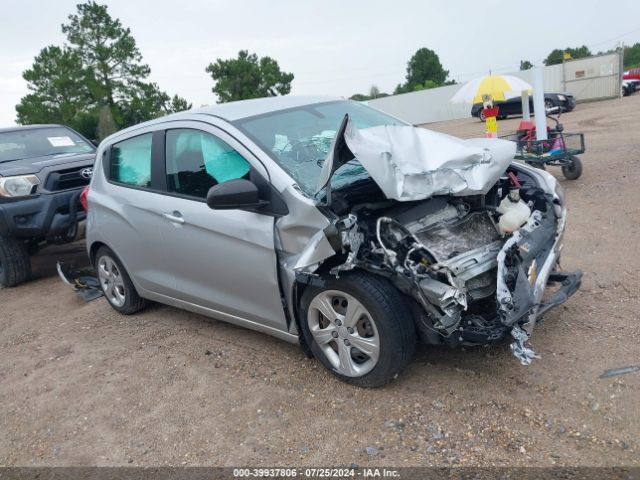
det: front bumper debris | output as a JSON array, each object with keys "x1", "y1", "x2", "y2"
[
  {"x1": 536, "y1": 270, "x2": 582, "y2": 318},
  {"x1": 495, "y1": 190, "x2": 582, "y2": 364},
  {"x1": 509, "y1": 270, "x2": 582, "y2": 365}
]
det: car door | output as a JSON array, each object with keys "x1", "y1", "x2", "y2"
[
  {"x1": 501, "y1": 98, "x2": 517, "y2": 116},
  {"x1": 98, "y1": 130, "x2": 177, "y2": 296},
  {"x1": 156, "y1": 123, "x2": 288, "y2": 332}
]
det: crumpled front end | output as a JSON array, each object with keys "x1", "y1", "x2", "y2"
[
  {"x1": 494, "y1": 170, "x2": 582, "y2": 364},
  {"x1": 316, "y1": 117, "x2": 516, "y2": 201},
  {"x1": 289, "y1": 121, "x2": 581, "y2": 366}
]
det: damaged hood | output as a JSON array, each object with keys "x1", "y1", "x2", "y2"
[{"x1": 316, "y1": 117, "x2": 516, "y2": 201}]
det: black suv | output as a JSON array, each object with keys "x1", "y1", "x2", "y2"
[
  {"x1": 471, "y1": 92, "x2": 576, "y2": 120},
  {"x1": 0, "y1": 124, "x2": 95, "y2": 287}
]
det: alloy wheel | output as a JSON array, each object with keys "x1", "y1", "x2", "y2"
[
  {"x1": 307, "y1": 290, "x2": 380, "y2": 377},
  {"x1": 97, "y1": 255, "x2": 126, "y2": 308}
]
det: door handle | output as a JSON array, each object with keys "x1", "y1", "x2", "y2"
[{"x1": 162, "y1": 211, "x2": 185, "y2": 225}]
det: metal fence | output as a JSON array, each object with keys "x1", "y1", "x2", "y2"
[{"x1": 368, "y1": 52, "x2": 623, "y2": 125}]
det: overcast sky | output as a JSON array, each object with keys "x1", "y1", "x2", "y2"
[{"x1": 1, "y1": 0, "x2": 639, "y2": 126}]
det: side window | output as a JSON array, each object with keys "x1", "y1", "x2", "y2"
[
  {"x1": 165, "y1": 129, "x2": 251, "y2": 199},
  {"x1": 110, "y1": 133, "x2": 152, "y2": 188}
]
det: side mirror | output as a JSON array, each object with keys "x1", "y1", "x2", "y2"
[{"x1": 206, "y1": 179, "x2": 269, "y2": 210}]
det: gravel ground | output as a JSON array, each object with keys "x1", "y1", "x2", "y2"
[{"x1": 1, "y1": 95, "x2": 639, "y2": 468}]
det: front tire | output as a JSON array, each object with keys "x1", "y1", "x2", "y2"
[
  {"x1": 299, "y1": 272, "x2": 416, "y2": 387},
  {"x1": 562, "y1": 156, "x2": 583, "y2": 180},
  {"x1": 0, "y1": 235, "x2": 31, "y2": 288},
  {"x1": 95, "y1": 246, "x2": 148, "y2": 314}
]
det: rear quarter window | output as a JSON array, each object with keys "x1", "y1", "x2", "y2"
[{"x1": 109, "y1": 134, "x2": 152, "y2": 188}]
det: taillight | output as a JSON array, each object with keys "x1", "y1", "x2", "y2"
[{"x1": 80, "y1": 185, "x2": 90, "y2": 212}]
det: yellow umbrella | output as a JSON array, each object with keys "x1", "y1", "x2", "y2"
[{"x1": 451, "y1": 74, "x2": 533, "y2": 104}]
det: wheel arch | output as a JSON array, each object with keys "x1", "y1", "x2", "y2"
[
  {"x1": 291, "y1": 280, "x2": 313, "y2": 356},
  {"x1": 88, "y1": 240, "x2": 108, "y2": 266},
  {"x1": 290, "y1": 262, "x2": 358, "y2": 357},
  {"x1": 91, "y1": 241, "x2": 150, "y2": 309},
  {"x1": 296, "y1": 268, "x2": 418, "y2": 386}
]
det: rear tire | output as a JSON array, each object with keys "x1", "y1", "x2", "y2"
[
  {"x1": 562, "y1": 156, "x2": 583, "y2": 180},
  {"x1": 0, "y1": 235, "x2": 31, "y2": 288},
  {"x1": 95, "y1": 246, "x2": 148, "y2": 314},
  {"x1": 479, "y1": 110, "x2": 486, "y2": 122},
  {"x1": 299, "y1": 271, "x2": 416, "y2": 387}
]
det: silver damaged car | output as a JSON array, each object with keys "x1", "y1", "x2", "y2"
[{"x1": 86, "y1": 97, "x2": 581, "y2": 387}]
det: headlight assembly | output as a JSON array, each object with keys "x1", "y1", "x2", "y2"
[{"x1": 0, "y1": 175, "x2": 40, "y2": 197}]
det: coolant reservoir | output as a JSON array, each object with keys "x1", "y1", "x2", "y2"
[{"x1": 498, "y1": 189, "x2": 531, "y2": 234}]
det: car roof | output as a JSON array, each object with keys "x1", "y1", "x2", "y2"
[
  {"x1": 102, "y1": 95, "x2": 345, "y2": 143},
  {"x1": 190, "y1": 95, "x2": 342, "y2": 121},
  {"x1": 0, "y1": 124, "x2": 65, "y2": 134}
]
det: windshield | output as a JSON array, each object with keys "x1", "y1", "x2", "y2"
[
  {"x1": 234, "y1": 101, "x2": 405, "y2": 196},
  {"x1": 0, "y1": 127, "x2": 94, "y2": 163}
]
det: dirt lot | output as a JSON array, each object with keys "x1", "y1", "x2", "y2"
[{"x1": 1, "y1": 95, "x2": 639, "y2": 468}]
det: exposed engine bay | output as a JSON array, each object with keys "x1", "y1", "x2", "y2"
[
  {"x1": 291, "y1": 117, "x2": 581, "y2": 366},
  {"x1": 297, "y1": 163, "x2": 580, "y2": 365}
]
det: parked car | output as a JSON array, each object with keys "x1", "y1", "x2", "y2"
[
  {"x1": 623, "y1": 68, "x2": 640, "y2": 81},
  {"x1": 471, "y1": 93, "x2": 576, "y2": 121},
  {"x1": 622, "y1": 79, "x2": 640, "y2": 96},
  {"x1": 0, "y1": 124, "x2": 95, "y2": 287},
  {"x1": 86, "y1": 97, "x2": 581, "y2": 387}
]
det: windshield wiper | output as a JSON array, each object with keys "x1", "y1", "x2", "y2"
[{"x1": 36, "y1": 152, "x2": 78, "y2": 158}]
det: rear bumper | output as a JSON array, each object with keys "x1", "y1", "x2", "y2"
[
  {"x1": 561, "y1": 97, "x2": 576, "y2": 111},
  {"x1": 0, "y1": 189, "x2": 85, "y2": 240}
]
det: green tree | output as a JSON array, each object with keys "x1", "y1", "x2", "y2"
[
  {"x1": 395, "y1": 48, "x2": 450, "y2": 94},
  {"x1": 61, "y1": 1, "x2": 150, "y2": 109},
  {"x1": 73, "y1": 111, "x2": 100, "y2": 140},
  {"x1": 206, "y1": 50, "x2": 294, "y2": 103},
  {"x1": 623, "y1": 43, "x2": 640, "y2": 68},
  {"x1": 544, "y1": 46, "x2": 592, "y2": 66},
  {"x1": 544, "y1": 49, "x2": 564, "y2": 66},
  {"x1": 412, "y1": 79, "x2": 439, "y2": 92},
  {"x1": 349, "y1": 85, "x2": 390, "y2": 101},
  {"x1": 119, "y1": 82, "x2": 168, "y2": 127},
  {"x1": 97, "y1": 105, "x2": 118, "y2": 140},
  {"x1": 520, "y1": 60, "x2": 533, "y2": 70},
  {"x1": 120, "y1": 82, "x2": 192, "y2": 126},
  {"x1": 15, "y1": 46, "x2": 93, "y2": 134},
  {"x1": 16, "y1": 1, "x2": 190, "y2": 140},
  {"x1": 168, "y1": 94, "x2": 191, "y2": 112}
]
